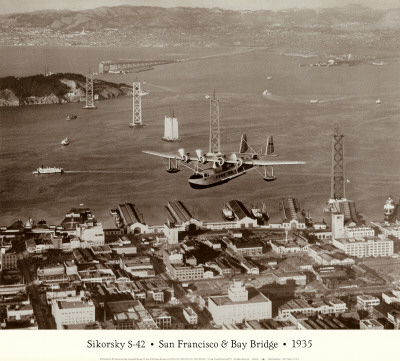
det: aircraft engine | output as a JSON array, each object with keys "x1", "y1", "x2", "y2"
[
  {"x1": 217, "y1": 157, "x2": 225, "y2": 166},
  {"x1": 236, "y1": 158, "x2": 243, "y2": 167},
  {"x1": 195, "y1": 149, "x2": 207, "y2": 164},
  {"x1": 178, "y1": 148, "x2": 190, "y2": 163}
]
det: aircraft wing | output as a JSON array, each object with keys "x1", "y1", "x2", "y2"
[
  {"x1": 242, "y1": 159, "x2": 306, "y2": 166},
  {"x1": 142, "y1": 150, "x2": 180, "y2": 159},
  {"x1": 142, "y1": 150, "x2": 199, "y2": 162},
  {"x1": 143, "y1": 150, "x2": 305, "y2": 166}
]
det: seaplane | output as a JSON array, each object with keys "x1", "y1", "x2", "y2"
[{"x1": 143, "y1": 133, "x2": 305, "y2": 189}]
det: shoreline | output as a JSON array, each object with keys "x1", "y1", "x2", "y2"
[{"x1": 0, "y1": 73, "x2": 132, "y2": 107}]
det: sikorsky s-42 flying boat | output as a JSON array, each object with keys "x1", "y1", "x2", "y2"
[{"x1": 143, "y1": 94, "x2": 305, "y2": 189}]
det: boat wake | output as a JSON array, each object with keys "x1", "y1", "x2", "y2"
[
  {"x1": 145, "y1": 83, "x2": 178, "y2": 92},
  {"x1": 64, "y1": 170, "x2": 136, "y2": 174}
]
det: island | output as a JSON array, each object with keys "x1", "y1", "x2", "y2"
[{"x1": 0, "y1": 73, "x2": 133, "y2": 106}]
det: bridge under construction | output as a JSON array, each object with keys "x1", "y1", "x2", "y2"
[{"x1": 99, "y1": 59, "x2": 175, "y2": 74}]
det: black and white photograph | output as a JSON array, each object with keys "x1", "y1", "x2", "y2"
[{"x1": 0, "y1": 0, "x2": 399, "y2": 360}]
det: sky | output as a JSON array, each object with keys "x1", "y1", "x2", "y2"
[{"x1": 0, "y1": 0, "x2": 398, "y2": 15}]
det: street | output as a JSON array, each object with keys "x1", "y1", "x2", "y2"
[{"x1": 18, "y1": 253, "x2": 56, "y2": 329}]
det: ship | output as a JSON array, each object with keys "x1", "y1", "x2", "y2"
[
  {"x1": 310, "y1": 99, "x2": 319, "y2": 104},
  {"x1": 302, "y1": 209, "x2": 313, "y2": 228},
  {"x1": 162, "y1": 114, "x2": 181, "y2": 142},
  {"x1": 33, "y1": 166, "x2": 64, "y2": 175},
  {"x1": 261, "y1": 202, "x2": 270, "y2": 223},
  {"x1": 262, "y1": 90, "x2": 271, "y2": 96},
  {"x1": 61, "y1": 138, "x2": 70, "y2": 146},
  {"x1": 221, "y1": 204, "x2": 235, "y2": 222},
  {"x1": 376, "y1": 99, "x2": 382, "y2": 104},
  {"x1": 250, "y1": 204, "x2": 264, "y2": 225},
  {"x1": 267, "y1": 76, "x2": 272, "y2": 80},
  {"x1": 66, "y1": 114, "x2": 78, "y2": 120},
  {"x1": 384, "y1": 197, "x2": 395, "y2": 222}
]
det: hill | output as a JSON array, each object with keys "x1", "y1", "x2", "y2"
[
  {"x1": 0, "y1": 73, "x2": 132, "y2": 106},
  {"x1": 0, "y1": 5, "x2": 399, "y2": 31}
]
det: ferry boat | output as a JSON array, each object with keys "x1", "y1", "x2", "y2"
[
  {"x1": 33, "y1": 166, "x2": 64, "y2": 175},
  {"x1": 221, "y1": 204, "x2": 235, "y2": 221},
  {"x1": 61, "y1": 138, "x2": 70, "y2": 146},
  {"x1": 66, "y1": 114, "x2": 78, "y2": 120}
]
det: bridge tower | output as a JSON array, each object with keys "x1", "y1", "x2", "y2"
[
  {"x1": 208, "y1": 91, "x2": 220, "y2": 154},
  {"x1": 330, "y1": 125, "x2": 345, "y2": 200},
  {"x1": 325, "y1": 125, "x2": 358, "y2": 224},
  {"x1": 130, "y1": 82, "x2": 145, "y2": 127},
  {"x1": 83, "y1": 73, "x2": 97, "y2": 109}
]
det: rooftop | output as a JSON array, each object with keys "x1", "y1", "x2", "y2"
[
  {"x1": 57, "y1": 300, "x2": 92, "y2": 309},
  {"x1": 210, "y1": 287, "x2": 270, "y2": 306},
  {"x1": 227, "y1": 200, "x2": 251, "y2": 220},
  {"x1": 119, "y1": 203, "x2": 145, "y2": 225},
  {"x1": 334, "y1": 236, "x2": 390, "y2": 244},
  {"x1": 230, "y1": 237, "x2": 262, "y2": 249},
  {"x1": 167, "y1": 200, "x2": 194, "y2": 224},
  {"x1": 360, "y1": 319, "x2": 383, "y2": 328},
  {"x1": 357, "y1": 295, "x2": 379, "y2": 301},
  {"x1": 148, "y1": 307, "x2": 170, "y2": 318},
  {"x1": 107, "y1": 300, "x2": 142, "y2": 314},
  {"x1": 61, "y1": 208, "x2": 92, "y2": 230}
]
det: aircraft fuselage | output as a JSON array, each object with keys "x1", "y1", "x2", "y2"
[{"x1": 188, "y1": 163, "x2": 252, "y2": 189}]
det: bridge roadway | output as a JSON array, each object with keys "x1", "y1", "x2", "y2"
[{"x1": 99, "y1": 59, "x2": 175, "y2": 74}]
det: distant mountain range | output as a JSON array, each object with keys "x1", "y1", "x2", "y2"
[{"x1": 1, "y1": 4, "x2": 400, "y2": 31}]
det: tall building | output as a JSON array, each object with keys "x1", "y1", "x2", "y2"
[
  {"x1": 357, "y1": 295, "x2": 380, "y2": 311},
  {"x1": 332, "y1": 236, "x2": 393, "y2": 258},
  {"x1": 208, "y1": 280, "x2": 272, "y2": 325},
  {"x1": 331, "y1": 212, "x2": 392, "y2": 258},
  {"x1": 75, "y1": 211, "x2": 105, "y2": 247},
  {"x1": 0, "y1": 247, "x2": 17, "y2": 270},
  {"x1": 52, "y1": 300, "x2": 95, "y2": 329},
  {"x1": 331, "y1": 213, "x2": 345, "y2": 239}
]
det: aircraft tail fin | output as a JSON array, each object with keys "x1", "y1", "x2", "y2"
[
  {"x1": 239, "y1": 134, "x2": 248, "y2": 153},
  {"x1": 265, "y1": 136, "x2": 275, "y2": 156}
]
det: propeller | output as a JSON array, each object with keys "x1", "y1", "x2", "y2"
[
  {"x1": 178, "y1": 148, "x2": 189, "y2": 163},
  {"x1": 217, "y1": 157, "x2": 225, "y2": 166},
  {"x1": 195, "y1": 149, "x2": 207, "y2": 164},
  {"x1": 229, "y1": 153, "x2": 243, "y2": 167}
]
